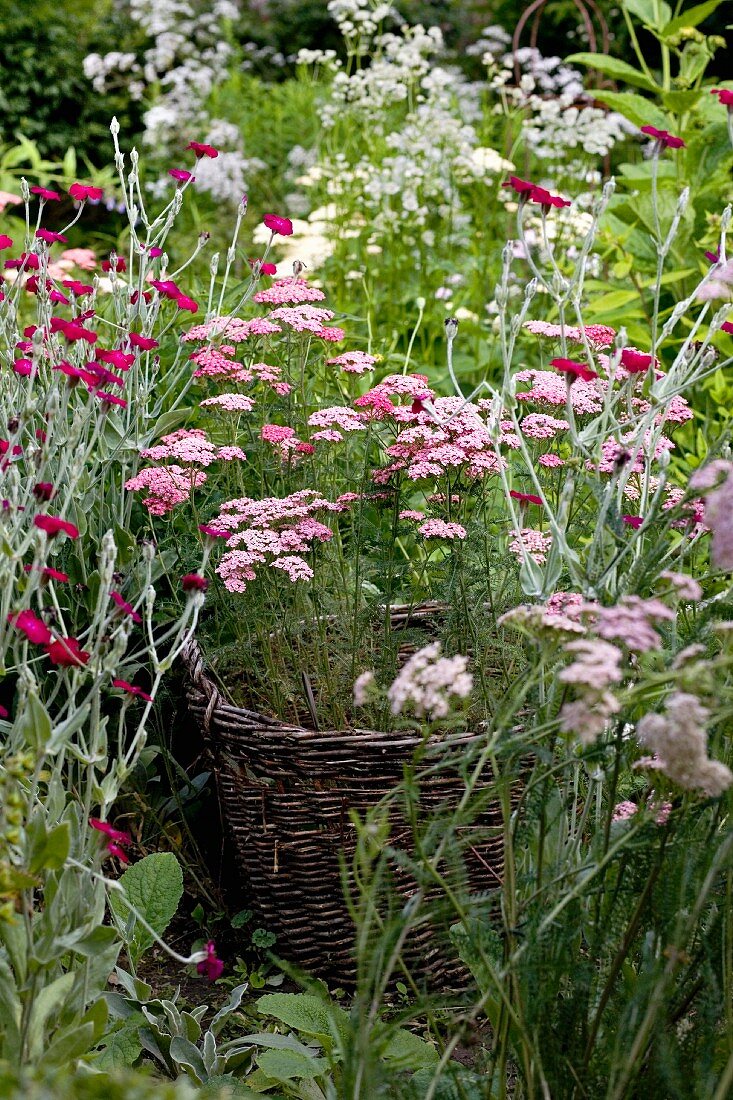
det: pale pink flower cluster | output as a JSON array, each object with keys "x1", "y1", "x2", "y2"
[
  {"x1": 637, "y1": 692, "x2": 733, "y2": 796},
  {"x1": 696, "y1": 259, "x2": 733, "y2": 301},
  {"x1": 520, "y1": 412, "x2": 570, "y2": 440},
  {"x1": 261, "y1": 423, "x2": 301, "y2": 460},
  {"x1": 689, "y1": 460, "x2": 733, "y2": 569},
  {"x1": 559, "y1": 638, "x2": 623, "y2": 744},
  {"x1": 190, "y1": 346, "x2": 245, "y2": 378},
  {"x1": 200, "y1": 394, "x2": 255, "y2": 412},
  {"x1": 399, "y1": 509, "x2": 425, "y2": 521},
  {"x1": 508, "y1": 528, "x2": 553, "y2": 564},
  {"x1": 353, "y1": 670, "x2": 376, "y2": 707},
  {"x1": 124, "y1": 465, "x2": 207, "y2": 515},
  {"x1": 418, "y1": 519, "x2": 467, "y2": 540},
  {"x1": 594, "y1": 596, "x2": 675, "y2": 653},
  {"x1": 659, "y1": 571, "x2": 703, "y2": 602},
  {"x1": 375, "y1": 395, "x2": 510, "y2": 483},
  {"x1": 387, "y1": 642, "x2": 472, "y2": 719},
  {"x1": 327, "y1": 351, "x2": 378, "y2": 374},
  {"x1": 308, "y1": 406, "x2": 365, "y2": 433},
  {"x1": 498, "y1": 602, "x2": 586, "y2": 638},
  {"x1": 211, "y1": 490, "x2": 339, "y2": 593},
  {"x1": 593, "y1": 431, "x2": 674, "y2": 475},
  {"x1": 523, "y1": 320, "x2": 616, "y2": 348},
  {"x1": 265, "y1": 304, "x2": 342, "y2": 340},
  {"x1": 311, "y1": 429, "x2": 344, "y2": 443},
  {"x1": 253, "y1": 278, "x2": 326, "y2": 305},
  {"x1": 184, "y1": 316, "x2": 253, "y2": 343},
  {"x1": 611, "y1": 800, "x2": 672, "y2": 825},
  {"x1": 141, "y1": 428, "x2": 244, "y2": 467},
  {"x1": 515, "y1": 369, "x2": 604, "y2": 414},
  {"x1": 546, "y1": 591, "x2": 584, "y2": 618}
]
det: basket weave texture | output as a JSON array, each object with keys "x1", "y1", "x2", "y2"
[{"x1": 182, "y1": 616, "x2": 507, "y2": 985}]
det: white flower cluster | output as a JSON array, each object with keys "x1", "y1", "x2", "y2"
[
  {"x1": 83, "y1": 0, "x2": 239, "y2": 151},
  {"x1": 327, "y1": 0, "x2": 395, "y2": 41},
  {"x1": 484, "y1": 41, "x2": 633, "y2": 162},
  {"x1": 387, "y1": 642, "x2": 473, "y2": 719}
]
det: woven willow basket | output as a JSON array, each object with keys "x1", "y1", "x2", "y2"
[{"x1": 182, "y1": 607, "x2": 507, "y2": 985}]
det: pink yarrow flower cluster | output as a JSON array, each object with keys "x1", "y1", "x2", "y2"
[
  {"x1": 253, "y1": 278, "x2": 326, "y2": 306},
  {"x1": 387, "y1": 642, "x2": 472, "y2": 719},
  {"x1": 523, "y1": 320, "x2": 616, "y2": 349},
  {"x1": 124, "y1": 465, "x2": 207, "y2": 515}
]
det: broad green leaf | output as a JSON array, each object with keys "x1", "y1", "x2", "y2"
[
  {"x1": 663, "y1": 0, "x2": 726, "y2": 35},
  {"x1": 42, "y1": 1021, "x2": 97, "y2": 1067},
  {"x1": 109, "y1": 852, "x2": 183, "y2": 965},
  {"x1": 19, "y1": 690, "x2": 52, "y2": 752},
  {"x1": 26, "y1": 972, "x2": 75, "y2": 1060},
  {"x1": 210, "y1": 983, "x2": 250, "y2": 1037},
  {"x1": 0, "y1": 956, "x2": 22, "y2": 1061},
  {"x1": 256, "y1": 1047, "x2": 327, "y2": 1082},
  {"x1": 588, "y1": 289, "x2": 639, "y2": 312},
  {"x1": 256, "y1": 992, "x2": 349, "y2": 1041},
  {"x1": 594, "y1": 90, "x2": 669, "y2": 131},
  {"x1": 27, "y1": 818, "x2": 71, "y2": 874},
  {"x1": 94, "y1": 1023, "x2": 143, "y2": 1070},
  {"x1": 382, "y1": 1028, "x2": 439, "y2": 1069},
  {"x1": 408, "y1": 1065, "x2": 490, "y2": 1100},
  {"x1": 169, "y1": 1035, "x2": 208, "y2": 1084},
  {"x1": 565, "y1": 53, "x2": 657, "y2": 91},
  {"x1": 624, "y1": 0, "x2": 672, "y2": 28},
  {"x1": 661, "y1": 89, "x2": 703, "y2": 113},
  {"x1": 200, "y1": 1077, "x2": 260, "y2": 1099}
]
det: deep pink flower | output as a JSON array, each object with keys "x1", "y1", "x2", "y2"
[
  {"x1": 199, "y1": 524, "x2": 230, "y2": 539},
  {"x1": 69, "y1": 182, "x2": 104, "y2": 201},
  {"x1": 623, "y1": 514, "x2": 643, "y2": 529},
  {"x1": 721, "y1": 322, "x2": 733, "y2": 335},
  {"x1": 5, "y1": 252, "x2": 40, "y2": 270},
  {"x1": 49, "y1": 289, "x2": 70, "y2": 306},
  {"x1": 128, "y1": 333, "x2": 159, "y2": 350},
  {"x1": 45, "y1": 636, "x2": 89, "y2": 667},
  {"x1": 23, "y1": 564, "x2": 69, "y2": 582},
  {"x1": 112, "y1": 679, "x2": 153, "y2": 703},
  {"x1": 503, "y1": 175, "x2": 535, "y2": 196},
  {"x1": 711, "y1": 88, "x2": 733, "y2": 107},
  {"x1": 110, "y1": 591, "x2": 142, "y2": 623},
  {"x1": 550, "y1": 357, "x2": 598, "y2": 382},
  {"x1": 36, "y1": 228, "x2": 68, "y2": 244},
  {"x1": 0, "y1": 705, "x2": 8, "y2": 718},
  {"x1": 0, "y1": 234, "x2": 13, "y2": 250},
  {"x1": 96, "y1": 349, "x2": 135, "y2": 370},
  {"x1": 0, "y1": 440, "x2": 22, "y2": 457},
  {"x1": 50, "y1": 317, "x2": 98, "y2": 344},
  {"x1": 197, "y1": 940, "x2": 224, "y2": 981},
  {"x1": 640, "y1": 125, "x2": 685, "y2": 149},
  {"x1": 169, "y1": 169, "x2": 194, "y2": 182},
  {"x1": 147, "y1": 247, "x2": 163, "y2": 258},
  {"x1": 7, "y1": 610, "x2": 52, "y2": 645},
  {"x1": 181, "y1": 573, "x2": 208, "y2": 592},
  {"x1": 101, "y1": 257, "x2": 126, "y2": 273},
  {"x1": 149, "y1": 278, "x2": 183, "y2": 300},
  {"x1": 510, "y1": 490, "x2": 543, "y2": 506},
  {"x1": 263, "y1": 213, "x2": 294, "y2": 237},
  {"x1": 620, "y1": 348, "x2": 654, "y2": 373},
  {"x1": 106, "y1": 843, "x2": 130, "y2": 863},
  {"x1": 62, "y1": 279, "x2": 94, "y2": 296},
  {"x1": 33, "y1": 483, "x2": 55, "y2": 501},
  {"x1": 176, "y1": 295, "x2": 199, "y2": 313},
  {"x1": 249, "y1": 258, "x2": 278, "y2": 275},
  {"x1": 96, "y1": 391, "x2": 128, "y2": 408},
  {"x1": 89, "y1": 817, "x2": 132, "y2": 844},
  {"x1": 706, "y1": 250, "x2": 720, "y2": 264},
  {"x1": 30, "y1": 186, "x2": 61, "y2": 201},
  {"x1": 34, "y1": 514, "x2": 79, "y2": 539},
  {"x1": 12, "y1": 359, "x2": 34, "y2": 377},
  {"x1": 530, "y1": 185, "x2": 571, "y2": 209},
  {"x1": 187, "y1": 141, "x2": 219, "y2": 158}
]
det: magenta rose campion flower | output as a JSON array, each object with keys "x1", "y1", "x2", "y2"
[
  {"x1": 69, "y1": 182, "x2": 104, "y2": 202},
  {"x1": 187, "y1": 141, "x2": 219, "y2": 158},
  {"x1": 7, "y1": 610, "x2": 52, "y2": 646},
  {"x1": 263, "y1": 213, "x2": 294, "y2": 237},
  {"x1": 34, "y1": 515, "x2": 79, "y2": 539},
  {"x1": 550, "y1": 357, "x2": 598, "y2": 383},
  {"x1": 640, "y1": 125, "x2": 685, "y2": 149},
  {"x1": 197, "y1": 940, "x2": 224, "y2": 981}
]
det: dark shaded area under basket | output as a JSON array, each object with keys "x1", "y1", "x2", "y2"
[{"x1": 182, "y1": 635, "x2": 507, "y2": 986}]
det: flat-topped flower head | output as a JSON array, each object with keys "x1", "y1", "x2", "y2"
[
  {"x1": 550, "y1": 357, "x2": 598, "y2": 382},
  {"x1": 640, "y1": 125, "x2": 685, "y2": 149}
]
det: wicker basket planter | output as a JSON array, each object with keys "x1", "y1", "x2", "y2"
[{"x1": 182, "y1": 618, "x2": 506, "y2": 986}]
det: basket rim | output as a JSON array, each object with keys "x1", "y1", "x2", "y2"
[{"x1": 182, "y1": 630, "x2": 487, "y2": 751}]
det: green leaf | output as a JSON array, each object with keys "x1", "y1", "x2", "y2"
[
  {"x1": 594, "y1": 90, "x2": 669, "y2": 131},
  {"x1": 19, "y1": 690, "x2": 52, "y2": 752},
  {"x1": 169, "y1": 1035, "x2": 208, "y2": 1084},
  {"x1": 109, "y1": 852, "x2": 183, "y2": 965},
  {"x1": 0, "y1": 956, "x2": 22, "y2": 1062},
  {"x1": 27, "y1": 818, "x2": 71, "y2": 874},
  {"x1": 663, "y1": 0, "x2": 726, "y2": 35},
  {"x1": 565, "y1": 53, "x2": 657, "y2": 91},
  {"x1": 624, "y1": 0, "x2": 672, "y2": 28},
  {"x1": 256, "y1": 993, "x2": 349, "y2": 1041},
  {"x1": 587, "y1": 289, "x2": 639, "y2": 312},
  {"x1": 94, "y1": 1023, "x2": 143, "y2": 1070},
  {"x1": 26, "y1": 972, "x2": 75, "y2": 1060},
  {"x1": 256, "y1": 1047, "x2": 327, "y2": 1082},
  {"x1": 43, "y1": 1021, "x2": 97, "y2": 1067},
  {"x1": 382, "y1": 1028, "x2": 439, "y2": 1069},
  {"x1": 661, "y1": 89, "x2": 703, "y2": 113},
  {"x1": 200, "y1": 1078, "x2": 260, "y2": 1099}
]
